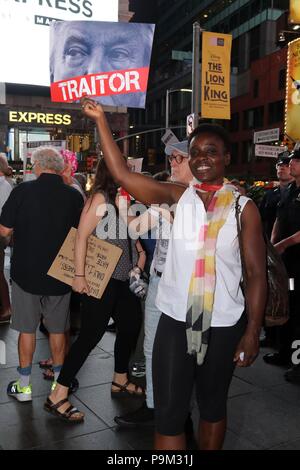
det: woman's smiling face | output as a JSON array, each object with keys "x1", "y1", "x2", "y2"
[{"x1": 188, "y1": 132, "x2": 231, "y2": 184}]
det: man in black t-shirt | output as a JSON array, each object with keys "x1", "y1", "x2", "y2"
[{"x1": 0, "y1": 146, "x2": 83, "y2": 402}]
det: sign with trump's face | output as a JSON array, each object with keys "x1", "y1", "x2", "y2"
[{"x1": 50, "y1": 21, "x2": 155, "y2": 109}]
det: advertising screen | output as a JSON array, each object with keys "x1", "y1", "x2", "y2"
[{"x1": 0, "y1": 0, "x2": 118, "y2": 86}]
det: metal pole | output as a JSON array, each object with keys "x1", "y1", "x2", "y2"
[
  {"x1": 165, "y1": 89, "x2": 170, "y2": 170},
  {"x1": 114, "y1": 125, "x2": 186, "y2": 142},
  {"x1": 192, "y1": 22, "x2": 201, "y2": 128}
]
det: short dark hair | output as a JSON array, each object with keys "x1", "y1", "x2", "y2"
[{"x1": 188, "y1": 123, "x2": 231, "y2": 153}]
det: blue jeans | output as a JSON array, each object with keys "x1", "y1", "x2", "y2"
[{"x1": 144, "y1": 273, "x2": 162, "y2": 409}]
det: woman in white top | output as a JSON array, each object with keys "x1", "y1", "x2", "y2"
[{"x1": 81, "y1": 98, "x2": 267, "y2": 451}]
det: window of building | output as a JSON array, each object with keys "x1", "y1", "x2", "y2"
[
  {"x1": 243, "y1": 106, "x2": 264, "y2": 129},
  {"x1": 249, "y1": 26, "x2": 260, "y2": 61},
  {"x1": 242, "y1": 140, "x2": 253, "y2": 164},
  {"x1": 268, "y1": 100, "x2": 284, "y2": 124},
  {"x1": 231, "y1": 37, "x2": 240, "y2": 70},
  {"x1": 240, "y1": 5, "x2": 250, "y2": 24},
  {"x1": 278, "y1": 69, "x2": 286, "y2": 90},
  {"x1": 229, "y1": 13, "x2": 239, "y2": 30},
  {"x1": 250, "y1": 0, "x2": 261, "y2": 17},
  {"x1": 230, "y1": 142, "x2": 239, "y2": 165},
  {"x1": 230, "y1": 112, "x2": 239, "y2": 132},
  {"x1": 253, "y1": 79, "x2": 259, "y2": 98}
]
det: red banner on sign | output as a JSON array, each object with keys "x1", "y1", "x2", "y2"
[{"x1": 50, "y1": 67, "x2": 150, "y2": 103}]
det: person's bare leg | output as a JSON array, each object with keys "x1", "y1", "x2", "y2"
[
  {"x1": 49, "y1": 333, "x2": 66, "y2": 367},
  {"x1": 48, "y1": 380, "x2": 84, "y2": 418},
  {"x1": 18, "y1": 333, "x2": 35, "y2": 368},
  {"x1": 154, "y1": 432, "x2": 186, "y2": 450},
  {"x1": 48, "y1": 334, "x2": 83, "y2": 418},
  {"x1": 198, "y1": 418, "x2": 227, "y2": 450}
]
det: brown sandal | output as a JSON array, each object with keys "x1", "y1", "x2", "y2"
[
  {"x1": 43, "y1": 368, "x2": 54, "y2": 381},
  {"x1": 44, "y1": 397, "x2": 84, "y2": 423},
  {"x1": 111, "y1": 380, "x2": 145, "y2": 398},
  {"x1": 39, "y1": 358, "x2": 53, "y2": 369}
]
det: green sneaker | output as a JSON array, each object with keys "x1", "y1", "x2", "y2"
[{"x1": 7, "y1": 380, "x2": 32, "y2": 402}]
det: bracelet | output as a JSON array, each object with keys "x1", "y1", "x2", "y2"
[
  {"x1": 75, "y1": 274, "x2": 85, "y2": 277},
  {"x1": 138, "y1": 250, "x2": 146, "y2": 254}
]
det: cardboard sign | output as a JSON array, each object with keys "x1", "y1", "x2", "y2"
[
  {"x1": 22, "y1": 140, "x2": 66, "y2": 182},
  {"x1": 127, "y1": 157, "x2": 144, "y2": 173},
  {"x1": 48, "y1": 227, "x2": 122, "y2": 299}
]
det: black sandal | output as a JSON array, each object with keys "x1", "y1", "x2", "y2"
[
  {"x1": 44, "y1": 397, "x2": 84, "y2": 423},
  {"x1": 111, "y1": 380, "x2": 145, "y2": 398}
]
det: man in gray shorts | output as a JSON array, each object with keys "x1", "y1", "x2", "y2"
[{"x1": 0, "y1": 146, "x2": 83, "y2": 402}]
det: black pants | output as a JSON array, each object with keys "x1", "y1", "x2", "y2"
[
  {"x1": 152, "y1": 313, "x2": 246, "y2": 436},
  {"x1": 58, "y1": 278, "x2": 142, "y2": 387}
]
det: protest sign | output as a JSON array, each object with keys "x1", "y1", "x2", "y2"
[
  {"x1": 48, "y1": 227, "x2": 123, "y2": 299},
  {"x1": 22, "y1": 140, "x2": 66, "y2": 182},
  {"x1": 50, "y1": 21, "x2": 155, "y2": 108},
  {"x1": 127, "y1": 158, "x2": 144, "y2": 173},
  {"x1": 161, "y1": 130, "x2": 179, "y2": 146}
]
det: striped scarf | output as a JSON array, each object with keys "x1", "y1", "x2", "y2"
[{"x1": 186, "y1": 180, "x2": 237, "y2": 365}]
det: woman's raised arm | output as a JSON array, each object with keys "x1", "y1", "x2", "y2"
[{"x1": 81, "y1": 98, "x2": 184, "y2": 206}]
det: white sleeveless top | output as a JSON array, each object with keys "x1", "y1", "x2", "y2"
[{"x1": 155, "y1": 186, "x2": 250, "y2": 327}]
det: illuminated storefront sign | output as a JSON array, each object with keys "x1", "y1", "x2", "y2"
[{"x1": 9, "y1": 111, "x2": 72, "y2": 126}]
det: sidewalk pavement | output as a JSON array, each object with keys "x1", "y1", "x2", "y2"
[{"x1": 1, "y1": 319, "x2": 300, "y2": 450}]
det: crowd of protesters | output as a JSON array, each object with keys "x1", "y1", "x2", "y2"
[{"x1": 0, "y1": 98, "x2": 299, "y2": 449}]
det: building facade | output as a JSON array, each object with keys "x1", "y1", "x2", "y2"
[{"x1": 130, "y1": 0, "x2": 291, "y2": 179}]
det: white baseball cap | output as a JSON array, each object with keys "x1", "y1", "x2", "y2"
[{"x1": 165, "y1": 140, "x2": 189, "y2": 156}]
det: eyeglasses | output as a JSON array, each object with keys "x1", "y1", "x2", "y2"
[{"x1": 168, "y1": 154, "x2": 185, "y2": 164}]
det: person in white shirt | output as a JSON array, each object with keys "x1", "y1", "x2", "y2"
[
  {"x1": 80, "y1": 98, "x2": 267, "y2": 451},
  {"x1": 0, "y1": 153, "x2": 12, "y2": 323},
  {"x1": 114, "y1": 141, "x2": 193, "y2": 428}
]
